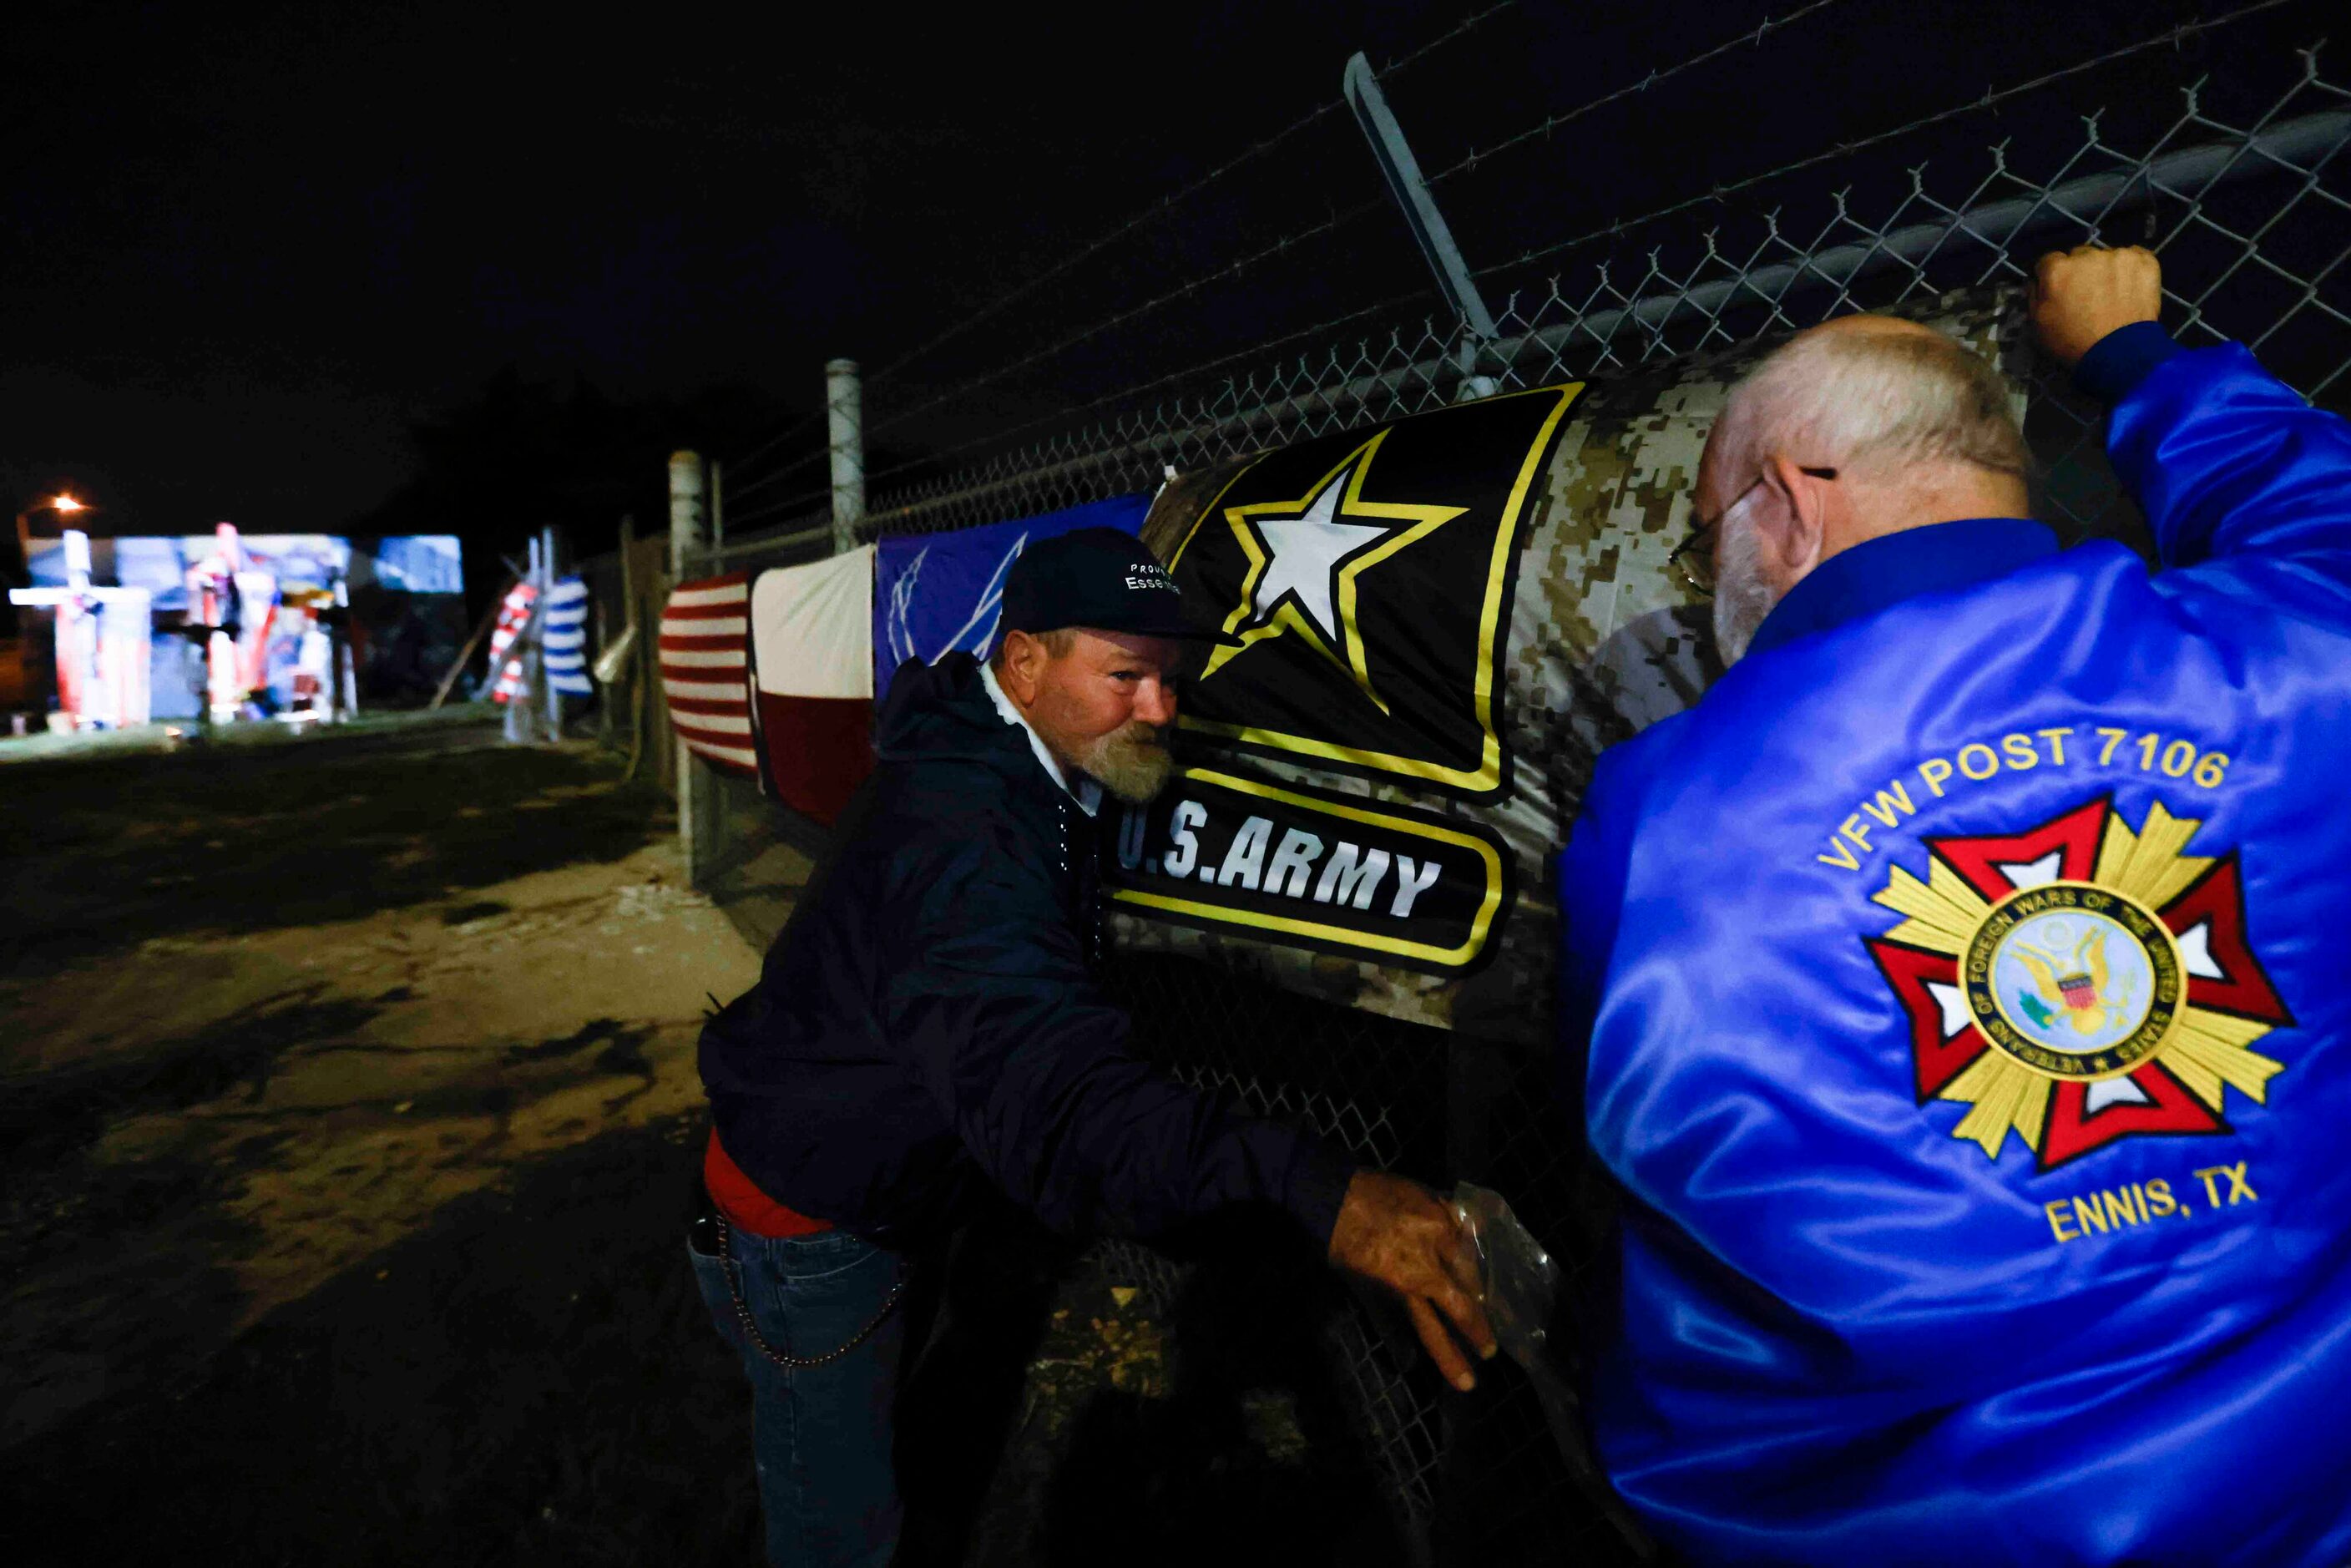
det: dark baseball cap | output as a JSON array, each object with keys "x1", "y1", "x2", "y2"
[{"x1": 999, "y1": 527, "x2": 1238, "y2": 644}]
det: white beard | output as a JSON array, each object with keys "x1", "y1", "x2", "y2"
[
  {"x1": 1711, "y1": 512, "x2": 1783, "y2": 667},
  {"x1": 1071, "y1": 721, "x2": 1175, "y2": 805}
]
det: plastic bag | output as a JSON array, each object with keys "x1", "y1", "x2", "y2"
[
  {"x1": 1450, "y1": 1181, "x2": 1560, "y2": 1369},
  {"x1": 1451, "y1": 1181, "x2": 1659, "y2": 1559}
]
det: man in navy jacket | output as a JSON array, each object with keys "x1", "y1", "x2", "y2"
[
  {"x1": 1560, "y1": 245, "x2": 2351, "y2": 1564},
  {"x1": 696, "y1": 528, "x2": 1493, "y2": 1567}
]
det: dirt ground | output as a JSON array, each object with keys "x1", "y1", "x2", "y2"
[{"x1": 0, "y1": 726, "x2": 1408, "y2": 1565}]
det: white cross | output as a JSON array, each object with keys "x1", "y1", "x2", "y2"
[{"x1": 9, "y1": 529, "x2": 154, "y2": 728}]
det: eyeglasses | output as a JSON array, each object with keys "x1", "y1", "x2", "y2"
[{"x1": 1669, "y1": 467, "x2": 1838, "y2": 596}]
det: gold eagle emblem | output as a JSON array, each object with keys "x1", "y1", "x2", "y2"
[{"x1": 2012, "y1": 928, "x2": 2115, "y2": 1034}]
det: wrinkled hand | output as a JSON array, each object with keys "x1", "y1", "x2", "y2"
[
  {"x1": 2030, "y1": 243, "x2": 2162, "y2": 368},
  {"x1": 1327, "y1": 1170, "x2": 1497, "y2": 1391}
]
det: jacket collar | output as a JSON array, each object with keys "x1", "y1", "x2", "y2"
[{"x1": 1743, "y1": 517, "x2": 2060, "y2": 660}]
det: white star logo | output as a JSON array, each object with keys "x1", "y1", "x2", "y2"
[
  {"x1": 1199, "y1": 432, "x2": 1466, "y2": 713},
  {"x1": 1240, "y1": 463, "x2": 1396, "y2": 647}
]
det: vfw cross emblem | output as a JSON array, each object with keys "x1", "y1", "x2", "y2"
[{"x1": 1869, "y1": 797, "x2": 2293, "y2": 1168}]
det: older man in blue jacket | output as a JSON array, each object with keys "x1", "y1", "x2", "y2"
[{"x1": 1560, "y1": 246, "x2": 2351, "y2": 1565}]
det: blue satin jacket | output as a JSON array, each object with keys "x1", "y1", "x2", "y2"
[{"x1": 1559, "y1": 331, "x2": 2351, "y2": 1567}]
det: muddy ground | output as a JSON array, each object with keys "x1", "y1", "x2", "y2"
[{"x1": 0, "y1": 728, "x2": 1408, "y2": 1565}]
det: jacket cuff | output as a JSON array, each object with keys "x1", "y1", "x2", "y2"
[
  {"x1": 2073, "y1": 321, "x2": 2182, "y2": 406},
  {"x1": 1282, "y1": 1136, "x2": 1359, "y2": 1252}
]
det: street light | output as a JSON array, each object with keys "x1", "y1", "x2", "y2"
[
  {"x1": 16, "y1": 491, "x2": 92, "y2": 539},
  {"x1": 13, "y1": 490, "x2": 94, "y2": 557},
  {"x1": 9, "y1": 491, "x2": 96, "y2": 595}
]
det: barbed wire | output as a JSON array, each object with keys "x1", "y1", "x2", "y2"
[
  {"x1": 861, "y1": 194, "x2": 1393, "y2": 443},
  {"x1": 1368, "y1": 0, "x2": 1529, "y2": 79},
  {"x1": 1422, "y1": 0, "x2": 1857, "y2": 188},
  {"x1": 845, "y1": 63, "x2": 2342, "y2": 540},
  {"x1": 854, "y1": 124, "x2": 1345, "y2": 396},
  {"x1": 832, "y1": 0, "x2": 1863, "y2": 490},
  {"x1": 719, "y1": 0, "x2": 1883, "y2": 486},
  {"x1": 724, "y1": 486, "x2": 832, "y2": 534},
  {"x1": 850, "y1": 283, "x2": 1442, "y2": 497},
  {"x1": 741, "y1": 242, "x2": 1442, "y2": 510},
  {"x1": 835, "y1": 1, "x2": 1902, "y2": 457},
  {"x1": 857, "y1": 0, "x2": 1527, "y2": 397},
  {"x1": 722, "y1": 443, "x2": 831, "y2": 507},
  {"x1": 720, "y1": 0, "x2": 2317, "y2": 542},
  {"x1": 723, "y1": 407, "x2": 829, "y2": 485},
  {"x1": 714, "y1": 3, "x2": 1524, "y2": 488},
  {"x1": 1084, "y1": 281, "x2": 1440, "y2": 417},
  {"x1": 1474, "y1": 0, "x2": 2302, "y2": 281}
]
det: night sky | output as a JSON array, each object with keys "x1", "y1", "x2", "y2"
[{"x1": 5, "y1": 0, "x2": 2328, "y2": 554}]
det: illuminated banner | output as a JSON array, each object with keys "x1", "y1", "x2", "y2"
[
  {"x1": 20, "y1": 531, "x2": 464, "y2": 716},
  {"x1": 1106, "y1": 768, "x2": 1510, "y2": 974}
]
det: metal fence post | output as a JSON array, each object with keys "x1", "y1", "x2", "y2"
[
  {"x1": 503, "y1": 534, "x2": 538, "y2": 745},
  {"x1": 827, "y1": 357, "x2": 865, "y2": 553},
  {"x1": 668, "y1": 449, "x2": 708, "y2": 868},
  {"x1": 669, "y1": 449, "x2": 709, "y2": 578},
  {"x1": 541, "y1": 524, "x2": 563, "y2": 742},
  {"x1": 607, "y1": 513, "x2": 633, "y2": 756},
  {"x1": 1343, "y1": 52, "x2": 1500, "y2": 401}
]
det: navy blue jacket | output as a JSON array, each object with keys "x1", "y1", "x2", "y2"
[
  {"x1": 700, "y1": 651, "x2": 1356, "y2": 1250},
  {"x1": 1560, "y1": 327, "x2": 2351, "y2": 1565}
]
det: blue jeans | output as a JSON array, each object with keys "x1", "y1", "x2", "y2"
[{"x1": 690, "y1": 1226, "x2": 913, "y2": 1568}]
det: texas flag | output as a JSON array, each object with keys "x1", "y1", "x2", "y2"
[{"x1": 748, "y1": 546, "x2": 876, "y2": 825}]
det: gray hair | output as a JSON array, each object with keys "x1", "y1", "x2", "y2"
[
  {"x1": 987, "y1": 625, "x2": 1078, "y2": 673},
  {"x1": 1713, "y1": 322, "x2": 2029, "y2": 483}
]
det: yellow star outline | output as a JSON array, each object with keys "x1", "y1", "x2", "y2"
[{"x1": 1196, "y1": 430, "x2": 1468, "y2": 716}]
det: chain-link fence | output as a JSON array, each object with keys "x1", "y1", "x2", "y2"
[
  {"x1": 666, "y1": 26, "x2": 2348, "y2": 1565},
  {"x1": 708, "y1": 45, "x2": 2346, "y2": 561}
]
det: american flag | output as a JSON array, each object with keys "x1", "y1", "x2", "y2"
[{"x1": 660, "y1": 572, "x2": 757, "y2": 776}]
